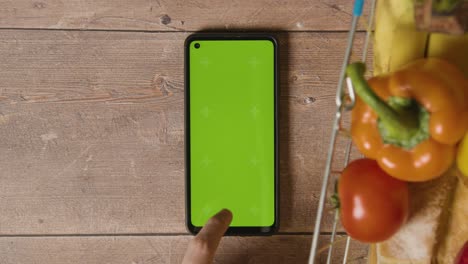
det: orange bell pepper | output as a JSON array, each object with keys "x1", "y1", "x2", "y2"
[{"x1": 346, "y1": 58, "x2": 468, "y2": 182}]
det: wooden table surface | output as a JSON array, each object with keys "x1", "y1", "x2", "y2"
[{"x1": 0, "y1": 1, "x2": 370, "y2": 263}]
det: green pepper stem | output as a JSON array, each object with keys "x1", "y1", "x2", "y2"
[{"x1": 346, "y1": 62, "x2": 421, "y2": 143}]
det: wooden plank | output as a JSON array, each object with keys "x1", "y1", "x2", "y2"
[
  {"x1": 0, "y1": 235, "x2": 369, "y2": 264},
  {"x1": 0, "y1": 0, "x2": 368, "y2": 31},
  {"x1": 0, "y1": 30, "x2": 368, "y2": 234}
]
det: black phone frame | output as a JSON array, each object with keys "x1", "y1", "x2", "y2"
[{"x1": 184, "y1": 32, "x2": 279, "y2": 235}]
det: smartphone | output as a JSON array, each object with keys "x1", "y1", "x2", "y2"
[{"x1": 185, "y1": 33, "x2": 279, "y2": 235}]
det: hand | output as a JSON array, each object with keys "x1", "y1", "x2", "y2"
[{"x1": 182, "y1": 209, "x2": 233, "y2": 264}]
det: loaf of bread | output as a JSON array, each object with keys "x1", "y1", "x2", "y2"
[
  {"x1": 368, "y1": 168, "x2": 467, "y2": 264},
  {"x1": 436, "y1": 172, "x2": 468, "y2": 263}
]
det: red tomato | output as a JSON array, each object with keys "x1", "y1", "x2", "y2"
[{"x1": 338, "y1": 158, "x2": 409, "y2": 243}]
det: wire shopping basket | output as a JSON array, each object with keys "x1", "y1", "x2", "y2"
[{"x1": 307, "y1": 0, "x2": 376, "y2": 263}]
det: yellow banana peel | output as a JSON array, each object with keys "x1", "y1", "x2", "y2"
[
  {"x1": 373, "y1": 0, "x2": 428, "y2": 75},
  {"x1": 457, "y1": 132, "x2": 468, "y2": 177},
  {"x1": 428, "y1": 33, "x2": 468, "y2": 77}
]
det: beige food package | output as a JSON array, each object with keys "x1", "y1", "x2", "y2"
[{"x1": 368, "y1": 169, "x2": 468, "y2": 264}]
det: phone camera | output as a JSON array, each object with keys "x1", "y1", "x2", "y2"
[{"x1": 194, "y1": 43, "x2": 200, "y2": 49}]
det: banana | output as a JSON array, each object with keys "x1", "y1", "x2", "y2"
[
  {"x1": 373, "y1": 0, "x2": 468, "y2": 77},
  {"x1": 428, "y1": 33, "x2": 468, "y2": 77},
  {"x1": 373, "y1": 0, "x2": 428, "y2": 75}
]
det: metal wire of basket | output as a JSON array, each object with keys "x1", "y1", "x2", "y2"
[{"x1": 308, "y1": 0, "x2": 377, "y2": 263}]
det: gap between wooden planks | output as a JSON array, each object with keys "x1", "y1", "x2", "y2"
[
  {"x1": 0, "y1": 235, "x2": 369, "y2": 264},
  {"x1": 0, "y1": 0, "x2": 370, "y2": 31}
]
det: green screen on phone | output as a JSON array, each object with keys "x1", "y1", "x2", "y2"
[{"x1": 188, "y1": 39, "x2": 276, "y2": 227}]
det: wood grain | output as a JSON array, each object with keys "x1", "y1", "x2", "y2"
[
  {"x1": 0, "y1": 0, "x2": 368, "y2": 31},
  {"x1": 0, "y1": 30, "x2": 368, "y2": 235},
  {"x1": 0, "y1": 235, "x2": 369, "y2": 264}
]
